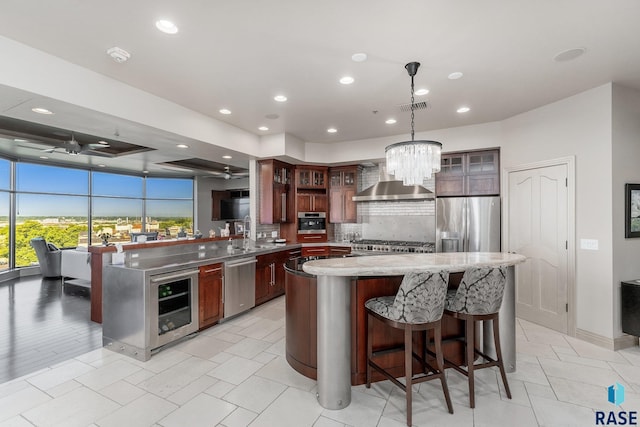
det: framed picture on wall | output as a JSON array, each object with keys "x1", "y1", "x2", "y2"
[{"x1": 625, "y1": 183, "x2": 640, "y2": 238}]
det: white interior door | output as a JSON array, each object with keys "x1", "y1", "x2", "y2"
[{"x1": 508, "y1": 164, "x2": 568, "y2": 333}]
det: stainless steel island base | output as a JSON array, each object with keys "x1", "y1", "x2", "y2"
[{"x1": 316, "y1": 275, "x2": 351, "y2": 409}]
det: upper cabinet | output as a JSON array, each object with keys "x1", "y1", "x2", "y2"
[
  {"x1": 296, "y1": 167, "x2": 327, "y2": 190},
  {"x1": 259, "y1": 159, "x2": 293, "y2": 224},
  {"x1": 436, "y1": 149, "x2": 500, "y2": 197},
  {"x1": 329, "y1": 166, "x2": 359, "y2": 223}
]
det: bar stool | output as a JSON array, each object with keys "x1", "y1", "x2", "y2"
[
  {"x1": 365, "y1": 271, "x2": 454, "y2": 426},
  {"x1": 443, "y1": 266, "x2": 511, "y2": 408}
]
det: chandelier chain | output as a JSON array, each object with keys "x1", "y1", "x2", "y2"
[{"x1": 410, "y1": 74, "x2": 415, "y2": 141}]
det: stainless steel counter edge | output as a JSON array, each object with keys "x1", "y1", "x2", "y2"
[{"x1": 103, "y1": 241, "x2": 352, "y2": 275}]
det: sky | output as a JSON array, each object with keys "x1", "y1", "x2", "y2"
[{"x1": 1, "y1": 160, "x2": 193, "y2": 217}]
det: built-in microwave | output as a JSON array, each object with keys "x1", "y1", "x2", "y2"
[{"x1": 298, "y1": 212, "x2": 326, "y2": 234}]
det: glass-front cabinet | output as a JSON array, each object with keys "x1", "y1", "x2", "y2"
[
  {"x1": 297, "y1": 167, "x2": 327, "y2": 189},
  {"x1": 436, "y1": 149, "x2": 500, "y2": 197}
]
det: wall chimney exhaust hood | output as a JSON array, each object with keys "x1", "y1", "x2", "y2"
[{"x1": 352, "y1": 164, "x2": 435, "y2": 202}]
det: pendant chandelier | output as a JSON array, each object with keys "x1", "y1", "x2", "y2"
[{"x1": 385, "y1": 62, "x2": 442, "y2": 186}]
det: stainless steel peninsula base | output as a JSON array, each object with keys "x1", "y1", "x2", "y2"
[
  {"x1": 303, "y1": 252, "x2": 526, "y2": 410},
  {"x1": 103, "y1": 266, "x2": 200, "y2": 361}
]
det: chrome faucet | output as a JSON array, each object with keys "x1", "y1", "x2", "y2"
[{"x1": 243, "y1": 215, "x2": 251, "y2": 249}]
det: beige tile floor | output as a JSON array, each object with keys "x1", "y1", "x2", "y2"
[{"x1": 1, "y1": 296, "x2": 639, "y2": 427}]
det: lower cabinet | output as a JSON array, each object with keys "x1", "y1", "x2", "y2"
[
  {"x1": 198, "y1": 263, "x2": 224, "y2": 330},
  {"x1": 255, "y1": 249, "x2": 290, "y2": 306},
  {"x1": 301, "y1": 245, "x2": 351, "y2": 257}
]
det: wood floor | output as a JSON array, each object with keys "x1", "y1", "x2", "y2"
[{"x1": 0, "y1": 275, "x2": 102, "y2": 384}]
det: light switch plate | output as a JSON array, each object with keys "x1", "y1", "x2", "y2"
[{"x1": 580, "y1": 238, "x2": 599, "y2": 250}]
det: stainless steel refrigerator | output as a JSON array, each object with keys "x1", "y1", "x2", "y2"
[{"x1": 435, "y1": 196, "x2": 501, "y2": 252}]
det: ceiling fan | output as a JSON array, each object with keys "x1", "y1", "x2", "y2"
[
  {"x1": 206, "y1": 165, "x2": 250, "y2": 180},
  {"x1": 40, "y1": 134, "x2": 111, "y2": 156}
]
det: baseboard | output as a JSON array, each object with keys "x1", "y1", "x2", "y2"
[
  {"x1": 575, "y1": 328, "x2": 639, "y2": 351},
  {"x1": 614, "y1": 334, "x2": 639, "y2": 351}
]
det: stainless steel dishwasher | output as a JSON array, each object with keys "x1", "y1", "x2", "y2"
[{"x1": 224, "y1": 257, "x2": 257, "y2": 318}]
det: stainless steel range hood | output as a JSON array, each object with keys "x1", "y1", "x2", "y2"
[{"x1": 352, "y1": 164, "x2": 435, "y2": 202}]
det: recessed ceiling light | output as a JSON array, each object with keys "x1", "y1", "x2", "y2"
[
  {"x1": 219, "y1": 108, "x2": 232, "y2": 115},
  {"x1": 39, "y1": 156, "x2": 48, "y2": 159},
  {"x1": 177, "y1": 144, "x2": 189, "y2": 149},
  {"x1": 14, "y1": 138, "x2": 28, "y2": 142},
  {"x1": 32, "y1": 107, "x2": 53, "y2": 115},
  {"x1": 415, "y1": 88, "x2": 429, "y2": 96},
  {"x1": 98, "y1": 140, "x2": 109, "y2": 145},
  {"x1": 258, "y1": 126, "x2": 269, "y2": 131},
  {"x1": 351, "y1": 53, "x2": 367, "y2": 62},
  {"x1": 274, "y1": 95, "x2": 287, "y2": 102},
  {"x1": 222, "y1": 155, "x2": 232, "y2": 159},
  {"x1": 554, "y1": 47, "x2": 586, "y2": 62},
  {"x1": 98, "y1": 164, "x2": 106, "y2": 168},
  {"x1": 327, "y1": 128, "x2": 337, "y2": 133},
  {"x1": 448, "y1": 72, "x2": 464, "y2": 80},
  {"x1": 142, "y1": 170, "x2": 149, "y2": 174},
  {"x1": 155, "y1": 19, "x2": 178, "y2": 34},
  {"x1": 457, "y1": 106, "x2": 470, "y2": 113},
  {"x1": 339, "y1": 76, "x2": 354, "y2": 85},
  {"x1": 385, "y1": 118, "x2": 397, "y2": 124}
]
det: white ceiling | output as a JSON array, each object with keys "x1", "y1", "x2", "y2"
[{"x1": 1, "y1": 0, "x2": 639, "y2": 174}]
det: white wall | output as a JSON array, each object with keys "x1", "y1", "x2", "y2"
[
  {"x1": 501, "y1": 83, "x2": 614, "y2": 338},
  {"x1": 303, "y1": 122, "x2": 502, "y2": 164},
  {"x1": 195, "y1": 176, "x2": 249, "y2": 236},
  {"x1": 612, "y1": 84, "x2": 640, "y2": 337}
]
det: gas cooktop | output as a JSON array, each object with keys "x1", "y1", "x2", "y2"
[{"x1": 350, "y1": 239, "x2": 435, "y2": 254}]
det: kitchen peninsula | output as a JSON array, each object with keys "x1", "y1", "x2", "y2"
[{"x1": 301, "y1": 252, "x2": 526, "y2": 410}]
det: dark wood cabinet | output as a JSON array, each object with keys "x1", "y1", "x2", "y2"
[
  {"x1": 296, "y1": 167, "x2": 327, "y2": 190},
  {"x1": 300, "y1": 245, "x2": 350, "y2": 257},
  {"x1": 329, "y1": 245, "x2": 351, "y2": 256},
  {"x1": 329, "y1": 166, "x2": 359, "y2": 223},
  {"x1": 198, "y1": 263, "x2": 224, "y2": 330},
  {"x1": 436, "y1": 149, "x2": 500, "y2": 196},
  {"x1": 301, "y1": 246, "x2": 330, "y2": 257},
  {"x1": 297, "y1": 193, "x2": 328, "y2": 213},
  {"x1": 255, "y1": 249, "x2": 289, "y2": 305},
  {"x1": 297, "y1": 233, "x2": 327, "y2": 243},
  {"x1": 284, "y1": 272, "x2": 468, "y2": 385},
  {"x1": 259, "y1": 159, "x2": 293, "y2": 224}
]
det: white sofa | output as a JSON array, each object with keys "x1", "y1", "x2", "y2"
[{"x1": 61, "y1": 247, "x2": 92, "y2": 288}]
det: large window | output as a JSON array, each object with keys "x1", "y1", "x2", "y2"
[
  {"x1": 146, "y1": 178, "x2": 194, "y2": 237},
  {"x1": 14, "y1": 164, "x2": 89, "y2": 267},
  {"x1": 0, "y1": 159, "x2": 9, "y2": 271},
  {"x1": 0, "y1": 158, "x2": 194, "y2": 271},
  {"x1": 92, "y1": 172, "x2": 144, "y2": 244}
]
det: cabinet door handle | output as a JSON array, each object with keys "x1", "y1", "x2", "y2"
[
  {"x1": 281, "y1": 192, "x2": 287, "y2": 222},
  {"x1": 306, "y1": 236, "x2": 323, "y2": 240},
  {"x1": 203, "y1": 267, "x2": 222, "y2": 273}
]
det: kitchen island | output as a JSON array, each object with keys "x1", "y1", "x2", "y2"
[{"x1": 302, "y1": 252, "x2": 526, "y2": 410}]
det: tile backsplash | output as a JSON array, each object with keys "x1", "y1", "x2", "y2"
[{"x1": 332, "y1": 165, "x2": 436, "y2": 243}]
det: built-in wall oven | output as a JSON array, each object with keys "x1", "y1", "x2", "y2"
[
  {"x1": 298, "y1": 212, "x2": 326, "y2": 234},
  {"x1": 149, "y1": 268, "x2": 200, "y2": 350}
]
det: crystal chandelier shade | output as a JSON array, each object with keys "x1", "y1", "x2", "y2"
[
  {"x1": 385, "y1": 61, "x2": 443, "y2": 186},
  {"x1": 385, "y1": 140, "x2": 442, "y2": 185}
]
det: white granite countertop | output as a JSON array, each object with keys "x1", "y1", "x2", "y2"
[{"x1": 302, "y1": 252, "x2": 526, "y2": 276}]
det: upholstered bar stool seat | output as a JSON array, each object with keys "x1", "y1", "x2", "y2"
[
  {"x1": 365, "y1": 271, "x2": 453, "y2": 426},
  {"x1": 444, "y1": 266, "x2": 511, "y2": 409}
]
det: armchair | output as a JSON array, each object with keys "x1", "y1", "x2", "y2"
[
  {"x1": 30, "y1": 237, "x2": 62, "y2": 278},
  {"x1": 61, "y1": 248, "x2": 92, "y2": 288}
]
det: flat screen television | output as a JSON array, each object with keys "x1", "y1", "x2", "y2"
[{"x1": 220, "y1": 197, "x2": 249, "y2": 220}]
